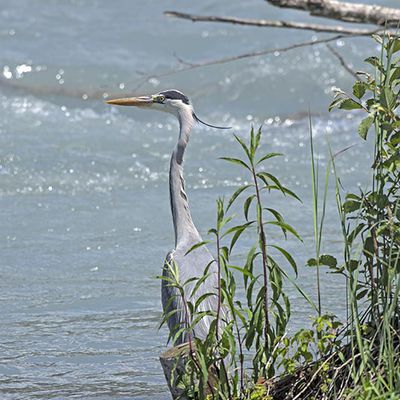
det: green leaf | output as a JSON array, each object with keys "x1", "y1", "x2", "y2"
[
  {"x1": 218, "y1": 215, "x2": 234, "y2": 231},
  {"x1": 389, "y1": 67, "x2": 400, "y2": 86},
  {"x1": 338, "y1": 99, "x2": 363, "y2": 110},
  {"x1": 365, "y1": 56, "x2": 384, "y2": 72},
  {"x1": 343, "y1": 199, "x2": 361, "y2": 213},
  {"x1": 257, "y1": 171, "x2": 284, "y2": 193},
  {"x1": 346, "y1": 193, "x2": 361, "y2": 200},
  {"x1": 220, "y1": 157, "x2": 250, "y2": 170},
  {"x1": 307, "y1": 256, "x2": 338, "y2": 268},
  {"x1": 192, "y1": 311, "x2": 215, "y2": 327},
  {"x1": 257, "y1": 152, "x2": 283, "y2": 165},
  {"x1": 347, "y1": 260, "x2": 360, "y2": 272},
  {"x1": 352, "y1": 81, "x2": 367, "y2": 99},
  {"x1": 348, "y1": 223, "x2": 366, "y2": 245},
  {"x1": 363, "y1": 237, "x2": 375, "y2": 259},
  {"x1": 279, "y1": 266, "x2": 317, "y2": 311},
  {"x1": 223, "y1": 222, "x2": 252, "y2": 238},
  {"x1": 190, "y1": 262, "x2": 213, "y2": 298},
  {"x1": 264, "y1": 207, "x2": 286, "y2": 237},
  {"x1": 158, "y1": 308, "x2": 179, "y2": 329},
  {"x1": 195, "y1": 293, "x2": 214, "y2": 310},
  {"x1": 328, "y1": 97, "x2": 345, "y2": 112},
  {"x1": 244, "y1": 195, "x2": 256, "y2": 221},
  {"x1": 244, "y1": 245, "x2": 258, "y2": 288},
  {"x1": 255, "y1": 126, "x2": 262, "y2": 152},
  {"x1": 233, "y1": 134, "x2": 252, "y2": 162},
  {"x1": 269, "y1": 244, "x2": 298, "y2": 276},
  {"x1": 381, "y1": 87, "x2": 396, "y2": 109},
  {"x1": 245, "y1": 321, "x2": 256, "y2": 350},
  {"x1": 182, "y1": 276, "x2": 200, "y2": 287},
  {"x1": 223, "y1": 221, "x2": 254, "y2": 252},
  {"x1": 356, "y1": 289, "x2": 369, "y2": 301},
  {"x1": 261, "y1": 184, "x2": 302, "y2": 203},
  {"x1": 208, "y1": 228, "x2": 217, "y2": 235},
  {"x1": 320, "y1": 254, "x2": 337, "y2": 268},
  {"x1": 307, "y1": 258, "x2": 317, "y2": 266},
  {"x1": 387, "y1": 37, "x2": 400, "y2": 54},
  {"x1": 228, "y1": 264, "x2": 255, "y2": 279},
  {"x1": 265, "y1": 221, "x2": 302, "y2": 241},
  {"x1": 366, "y1": 98, "x2": 375, "y2": 109},
  {"x1": 185, "y1": 240, "x2": 210, "y2": 255},
  {"x1": 358, "y1": 115, "x2": 374, "y2": 140},
  {"x1": 279, "y1": 186, "x2": 302, "y2": 202},
  {"x1": 250, "y1": 126, "x2": 255, "y2": 158},
  {"x1": 226, "y1": 184, "x2": 252, "y2": 211}
]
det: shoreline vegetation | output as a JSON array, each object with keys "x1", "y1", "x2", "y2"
[{"x1": 159, "y1": 34, "x2": 400, "y2": 399}]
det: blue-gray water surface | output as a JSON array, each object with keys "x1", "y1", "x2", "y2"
[{"x1": 0, "y1": 0, "x2": 392, "y2": 398}]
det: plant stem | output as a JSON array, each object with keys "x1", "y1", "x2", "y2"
[
  {"x1": 309, "y1": 118, "x2": 322, "y2": 316},
  {"x1": 235, "y1": 323, "x2": 245, "y2": 395},
  {"x1": 251, "y1": 162, "x2": 270, "y2": 366},
  {"x1": 216, "y1": 232, "x2": 222, "y2": 341}
]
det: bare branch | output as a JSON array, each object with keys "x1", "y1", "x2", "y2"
[
  {"x1": 326, "y1": 44, "x2": 358, "y2": 78},
  {"x1": 126, "y1": 33, "x2": 377, "y2": 93},
  {"x1": 160, "y1": 34, "x2": 373, "y2": 69},
  {"x1": 266, "y1": 0, "x2": 400, "y2": 27},
  {"x1": 172, "y1": 52, "x2": 196, "y2": 67},
  {"x1": 164, "y1": 11, "x2": 375, "y2": 35}
]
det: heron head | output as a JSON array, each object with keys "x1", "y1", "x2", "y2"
[
  {"x1": 106, "y1": 89, "x2": 230, "y2": 130},
  {"x1": 107, "y1": 89, "x2": 188, "y2": 113}
]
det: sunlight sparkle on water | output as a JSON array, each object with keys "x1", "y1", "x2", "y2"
[
  {"x1": 3, "y1": 66, "x2": 12, "y2": 79},
  {"x1": 16, "y1": 64, "x2": 32, "y2": 78}
]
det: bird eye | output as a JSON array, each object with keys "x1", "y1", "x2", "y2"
[{"x1": 157, "y1": 95, "x2": 165, "y2": 103}]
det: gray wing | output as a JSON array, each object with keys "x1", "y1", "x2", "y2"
[
  {"x1": 162, "y1": 246, "x2": 230, "y2": 344},
  {"x1": 174, "y1": 245, "x2": 228, "y2": 341}
]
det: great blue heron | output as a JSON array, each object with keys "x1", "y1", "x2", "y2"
[{"x1": 107, "y1": 90, "x2": 230, "y2": 344}]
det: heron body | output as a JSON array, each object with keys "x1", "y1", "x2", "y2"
[{"x1": 107, "y1": 90, "x2": 229, "y2": 344}]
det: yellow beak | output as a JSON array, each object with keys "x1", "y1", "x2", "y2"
[{"x1": 106, "y1": 96, "x2": 153, "y2": 106}]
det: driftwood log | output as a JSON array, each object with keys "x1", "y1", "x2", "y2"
[
  {"x1": 166, "y1": 0, "x2": 400, "y2": 35},
  {"x1": 162, "y1": 0, "x2": 399, "y2": 81},
  {"x1": 266, "y1": 0, "x2": 400, "y2": 27},
  {"x1": 164, "y1": 11, "x2": 375, "y2": 35}
]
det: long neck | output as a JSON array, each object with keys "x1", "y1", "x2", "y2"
[{"x1": 169, "y1": 110, "x2": 200, "y2": 247}]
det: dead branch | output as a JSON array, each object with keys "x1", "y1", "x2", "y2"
[
  {"x1": 164, "y1": 11, "x2": 375, "y2": 35},
  {"x1": 159, "y1": 33, "x2": 373, "y2": 70},
  {"x1": 326, "y1": 44, "x2": 358, "y2": 78},
  {"x1": 126, "y1": 32, "x2": 377, "y2": 93},
  {"x1": 266, "y1": 0, "x2": 400, "y2": 27}
]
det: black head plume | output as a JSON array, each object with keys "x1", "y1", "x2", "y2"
[
  {"x1": 159, "y1": 89, "x2": 190, "y2": 105},
  {"x1": 193, "y1": 112, "x2": 231, "y2": 130}
]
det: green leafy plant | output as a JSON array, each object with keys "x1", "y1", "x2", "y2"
[
  {"x1": 222, "y1": 127, "x2": 302, "y2": 382},
  {"x1": 327, "y1": 33, "x2": 400, "y2": 398},
  {"x1": 159, "y1": 34, "x2": 400, "y2": 399},
  {"x1": 160, "y1": 127, "x2": 304, "y2": 399}
]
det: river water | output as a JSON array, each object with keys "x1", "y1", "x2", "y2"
[{"x1": 0, "y1": 0, "x2": 388, "y2": 398}]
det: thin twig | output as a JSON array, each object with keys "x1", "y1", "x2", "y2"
[
  {"x1": 165, "y1": 11, "x2": 377, "y2": 35},
  {"x1": 326, "y1": 44, "x2": 358, "y2": 78},
  {"x1": 292, "y1": 352, "x2": 337, "y2": 400},
  {"x1": 173, "y1": 52, "x2": 196, "y2": 67},
  {"x1": 127, "y1": 32, "x2": 381, "y2": 93}
]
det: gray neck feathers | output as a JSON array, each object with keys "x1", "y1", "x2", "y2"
[{"x1": 169, "y1": 106, "x2": 200, "y2": 246}]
